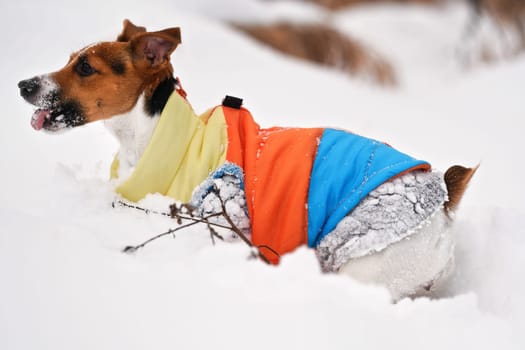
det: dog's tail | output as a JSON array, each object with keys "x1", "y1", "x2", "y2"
[{"x1": 443, "y1": 164, "x2": 479, "y2": 214}]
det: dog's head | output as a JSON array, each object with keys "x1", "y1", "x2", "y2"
[{"x1": 18, "y1": 20, "x2": 181, "y2": 132}]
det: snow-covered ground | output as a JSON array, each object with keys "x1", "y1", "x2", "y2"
[{"x1": 1, "y1": 0, "x2": 524, "y2": 349}]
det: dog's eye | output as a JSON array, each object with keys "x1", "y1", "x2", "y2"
[{"x1": 76, "y1": 61, "x2": 96, "y2": 77}]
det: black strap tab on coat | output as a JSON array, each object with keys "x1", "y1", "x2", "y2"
[{"x1": 222, "y1": 95, "x2": 243, "y2": 109}]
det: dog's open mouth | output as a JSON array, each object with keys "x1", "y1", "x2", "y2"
[
  {"x1": 31, "y1": 108, "x2": 65, "y2": 131},
  {"x1": 30, "y1": 102, "x2": 85, "y2": 132},
  {"x1": 31, "y1": 108, "x2": 60, "y2": 130}
]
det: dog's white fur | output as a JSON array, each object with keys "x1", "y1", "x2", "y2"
[
  {"x1": 36, "y1": 75, "x2": 58, "y2": 101},
  {"x1": 105, "y1": 95, "x2": 160, "y2": 179},
  {"x1": 340, "y1": 210, "x2": 454, "y2": 300}
]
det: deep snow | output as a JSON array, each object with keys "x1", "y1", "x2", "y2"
[{"x1": 1, "y1": 0, "x2": 524, "y2": 349}]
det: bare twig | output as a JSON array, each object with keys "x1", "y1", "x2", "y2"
[
  {"x1": 210, "y1": 186, "x2": 274, "y2": 264},
  {"x1": 114, "y1": 200, "x2": 232, "y2": 230},
  {"x1": 113, "y1": 200, "x2": 170, "y2": 217},
  {"x1": 122, "y1": 212, "x2": 223, "y2": 253},
  {"x1": 116, "y1": 185, "x2": 279, "y2": 264}
]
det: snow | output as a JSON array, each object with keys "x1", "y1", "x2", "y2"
[{"x1": 1, "y1": 0, "x2": 524, "y2": 349}]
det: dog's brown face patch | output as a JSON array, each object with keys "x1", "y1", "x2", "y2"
[{"x1": 51, "y1": 42, "x2": 148, "y2": 124}]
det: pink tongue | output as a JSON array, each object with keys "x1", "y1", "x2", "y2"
[{"x1": 31, "y1": 109, "x2": 50, "y2": 130}]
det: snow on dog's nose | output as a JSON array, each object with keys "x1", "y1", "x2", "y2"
[
  {"x1": 18, "y1": 77, "x2": 41, "y2": 101},
  {"x1": 18, "y1": 75, "x2": 58, "y2": 106}
]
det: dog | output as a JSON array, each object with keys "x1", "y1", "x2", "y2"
[{"x1": 18, "y1": 20, "x2": 476, "y2": 300}]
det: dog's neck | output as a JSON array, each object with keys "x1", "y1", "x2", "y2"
[{"x1": 105, "y1": 77, "x2": 176, "y2": 178}]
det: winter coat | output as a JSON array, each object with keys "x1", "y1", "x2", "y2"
[{"x1": 111, "y1": 92, "x2": 430, "y2": 263}]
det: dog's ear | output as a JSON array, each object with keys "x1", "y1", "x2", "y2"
[
  {"x1": 117, "y1": 19, "x2": 147, "y2": 42},
  {"x1": 130, "y1": 28, "x2": 181, "y2": 67}
]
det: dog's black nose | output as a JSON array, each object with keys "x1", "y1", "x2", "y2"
[{"x1": 18, "y1": 78, "x2": 40, "y2": 99}]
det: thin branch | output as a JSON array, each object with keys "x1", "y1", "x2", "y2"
[
  {"x1": 213, "y1": 187, "x2": 253, "y2": 248},
  {"x1": 212, "y1": 186, "x2": 274, "y2": 264},
  {"x1": 122, "y1": 212, "x2": 223, "y2": 253},
  {"x1": 113, "y1": 200, "x2": 170, "y2": 217},
  {"x1": 114, "y1": 200, "x2": 232, "y2": 230},
  {"x1": 117, "y1": 185, "x2": 278, "y2": 264}
]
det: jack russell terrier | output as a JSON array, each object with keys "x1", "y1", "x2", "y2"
[{"x1": 18, "y1": 20, "x2": 476, "y2": 300}]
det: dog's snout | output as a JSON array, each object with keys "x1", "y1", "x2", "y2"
[{"x1": 18, "y1": 78, "x2": 41, "y2": 99}]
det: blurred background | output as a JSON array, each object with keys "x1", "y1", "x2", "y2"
[{"x1": 234, "y1": 0, "x2": 525, "y2": 85}]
